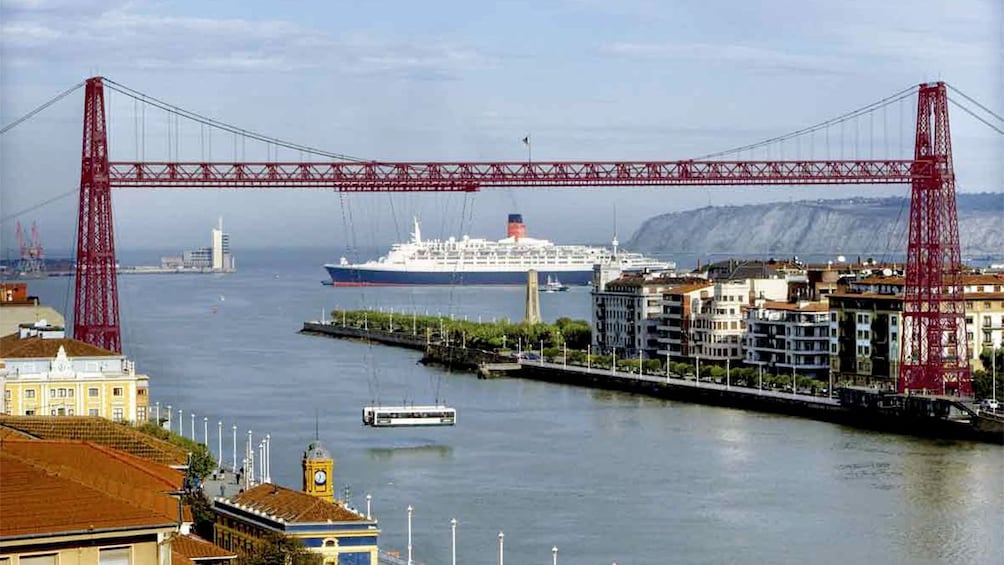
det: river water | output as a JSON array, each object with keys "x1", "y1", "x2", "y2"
[{"x1": 28, "y1": 249, "x2": 1003, "y2": 565}]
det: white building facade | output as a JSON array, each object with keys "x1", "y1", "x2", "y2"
[{"x1": 745, "y1": 300, "x2": 831, "y2": 378}]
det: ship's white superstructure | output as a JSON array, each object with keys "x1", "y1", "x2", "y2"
[{"x1": 325, "y1": 214, "x2": 673, "y2": 286}]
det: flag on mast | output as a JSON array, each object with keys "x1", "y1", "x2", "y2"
[{"x1": 522, "y1": 135, "x2": 529, "y2": 145}]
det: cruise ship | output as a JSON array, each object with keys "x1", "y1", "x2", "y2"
[{"x1": 324, "y1": 214, "x2": 673, "y2": 286}]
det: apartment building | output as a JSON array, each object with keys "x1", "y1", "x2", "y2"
[
  {"x1": 689, "y1": 279, "x2": 788, "y2": 363},
  {"x1": 1, "y1": 322, "x2": 150, "y2": 422},
  {"x1": 828, "y1": 273, "x2": 1004, "y2": 387},
  {"x1": 745, "y1": 300, "x2": 831, "y2": 378},
  {"x1": 592, "y1": 272, "x2": 689, "y2": 359}
]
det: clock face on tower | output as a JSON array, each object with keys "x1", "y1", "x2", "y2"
[{"x1": 314, "y1": 469, "x2": 327, "y2": 486}]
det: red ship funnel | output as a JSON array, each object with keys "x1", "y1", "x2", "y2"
[{"x1": 507, "y1": 214, "x2": 526, "y2": 239}]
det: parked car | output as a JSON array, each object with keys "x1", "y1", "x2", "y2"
[{"x1": 979, "y1": 399, "x2": 999, "y2": 412}]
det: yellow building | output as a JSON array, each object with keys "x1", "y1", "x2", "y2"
[
  {"x1": 0, "y1": 323, "x2": 149, "y2": 422},
  {"x1": 962, "y1": 274, "x2": 1004, "y2": 372},
  {"x1": 213, "y1": 440, "x2": 379, "y2": 565},
  {"x1": 829, "y1": 273, "x2": 1004, "y2": 387}
]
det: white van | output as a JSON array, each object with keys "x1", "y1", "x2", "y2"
[{"x1": 979, "y1": 399, "x2": 999, "y2": 412}]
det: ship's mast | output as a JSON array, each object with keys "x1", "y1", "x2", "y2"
[{"x1": 412, "y1": 216, "x2": 422, "y2": 243}]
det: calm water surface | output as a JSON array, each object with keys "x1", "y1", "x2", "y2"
[{"x1": 31, "y1": 249, "x2": 1003, "y2": 565}]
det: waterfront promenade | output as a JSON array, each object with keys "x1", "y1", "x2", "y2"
[{"x1": 301, "y1": 320, "x2": 997, "y2": 443}]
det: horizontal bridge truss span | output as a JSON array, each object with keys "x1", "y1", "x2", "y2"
[{"x1": 106, "y1": 160, "x2": 927, "y2": 190}]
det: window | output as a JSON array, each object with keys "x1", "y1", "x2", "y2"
[
  {"x1": 112, "y1": 408, "x2": 124, "y2": 421},
  {"x1": 89, "y1": 387, "x2": 99, "y2": 397},
  {"x1": 19, "y1": 554, "x2": 57, "y2": 565},
  {"x1": 68, "y1": 408, "x2": 75, "y2": 415},
  {"x1": 50, "y1": 389, "x2": 57, "y2": 398},
  {"x1": 89, "y1": 409, "x2": 100, "y2": 416},
  {"x1": 25, "y1": 409, "x2": 36, "y2": 416},
  {"x1": 113, "y1": 387, "x2": 124, "y2": 397},
  {"x1": 24, "y1": 389, "x2": 35, "y2": 399},
  {"x1": 100, "y1": 547, "x2": 132, "y2": 565},
  {"x1": 58, "y1": 388, "x2": 67, "y2": 398},
  {"x1": 67, "y1": 388, "x2": 74, "y2": 397}
]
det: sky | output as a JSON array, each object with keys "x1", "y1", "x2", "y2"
[{"x1": 1, "y1": 0, "x2": 1002, "y2": 256}]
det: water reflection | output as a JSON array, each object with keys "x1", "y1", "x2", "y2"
[{"x1": 367, "y1": 443, "x2": 454, "y2": 461}]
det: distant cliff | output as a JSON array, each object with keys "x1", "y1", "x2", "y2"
[{"x1": 626, "y1": 193, "x2": 1004, "y2": 259}]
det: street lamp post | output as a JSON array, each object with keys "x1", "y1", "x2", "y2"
[
  {"x1": 993, "y1": 345, "x2": 998, "y2": 405},
  {"x1": 217, "y1": 421, "x2": 222, "y2": 471},
  {"x1": 366, "y1": 494, "x2": 372, "y2": 519},
  {"x1": 498, "y1": 532, "x2": 504, "y2": 565},
  {"x1": 450, "y1": 518, "x2": 457, "y2": 565},
  {"x1": 552, "y1": 545, "x2": 558, "y2": 565},
  {"x1": 190, "y1": 413, "x2": 195, "y2": 441},
  {"x1": 203, "y1": 417, "x2": 208, "y2": 446},
  {"x1": 407, "y1": 505, "x2": 413, "y2": 565},
  {"x1": 232, "y1": 425, "x2": 237, "y2": 473},
  {"x1": 166, "y1": 404, "x2": 172, "y2": 429}
]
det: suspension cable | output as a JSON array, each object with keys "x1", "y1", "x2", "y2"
[
  {"x1": 948, "y1": 97, "x2": 1004, "y2": 136},
  {"x1": 102, "y1": 78, "x2": 367, "y2": 162},
  {"x1": 0, "y1": 81, "x2": 86, "y2": 135},
  {"x1": 0, "y1": 188, "x2": 79, "y2": 225},
  {"x1": 946, "y1": 84, "x2": 1004, "y2": 123},
  {"x1": 694, "y1": 85, "x2": 917, "y2": 160}
]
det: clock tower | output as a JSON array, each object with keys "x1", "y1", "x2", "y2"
[{"x1": 302, "y1": 439, "x2": 334, "y2": 500}]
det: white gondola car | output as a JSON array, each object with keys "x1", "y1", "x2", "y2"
[{"x1": 362, "y1": 405, "x2": 457, "y2": 427}]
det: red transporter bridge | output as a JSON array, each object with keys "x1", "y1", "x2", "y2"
[{"x1": 74, "y1": 77, "x2": 968, "y2": 396}]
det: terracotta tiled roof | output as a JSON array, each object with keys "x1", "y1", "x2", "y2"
[
  {"x1": 760, "y1": 301, "x2": 829, "y2": 312},
  {"x1": 172, "y1": 551, "x2": 198, "y2": 565},
  {"x1": 1, "y1": 439, "x2": 190, "y2": 524},
  {"x1": 0, "y1": 445, "x2": 177, "y2": 538},
  {"x1": 173, "y1": 534, "x2": 237, "y2": 561},
  {"x1": 0, "y1": 416, "x2": 189, "y2": 467},
  {"x1": 855, "y1": 274, "x2": 1004, "y2": 287},
  {"x1": 965, "y1": 292, "x2": 1004, "y2": 300},
  {"x1": 232, "y1": 483, "x2": 367, "y2": 523},
  {"x1": 829, "y1": 291, "x2": 901, "y2": 300},
  {"x1": 963, "y1": 274, "x2": 1004, "y2": 285},
  {"x1": 665, "y1": 282, "x2": 713, "y2": 295},
  {"x1": 0, "y1": 424, "x2": 37, "y2": 440},
  {"x1": 0, "y1": 332, "x2": 118, "y2": 358}
]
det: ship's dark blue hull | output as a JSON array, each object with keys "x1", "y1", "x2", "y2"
[{"x1": 325, "y1": 265, "x2": 592, "y2": 286}]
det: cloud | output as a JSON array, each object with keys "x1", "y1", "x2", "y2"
[
  {"x1": 0, "y1": 1, "x2": 493, "y2": 77},
  {"x1": 599, "y1": 41, "x2": 845, "y2": 74}
]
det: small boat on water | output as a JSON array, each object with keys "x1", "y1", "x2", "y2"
[
  {"x1": 541, "y1": 276, "x2": 569, "y2": 293},
  {"x1": 362, "y1": 405, "x2": 457, "y2": 427}
]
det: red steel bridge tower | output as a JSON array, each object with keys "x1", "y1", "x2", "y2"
[
  {"x1": 75, "y1": 77, "x2": 120, "y2": 353},
  {"x1": 899, "y1": 83, "x2": 969, "y2": 395},
  {"x1": 73, "y1": 77, "x2": 970, "y2": 396}
]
